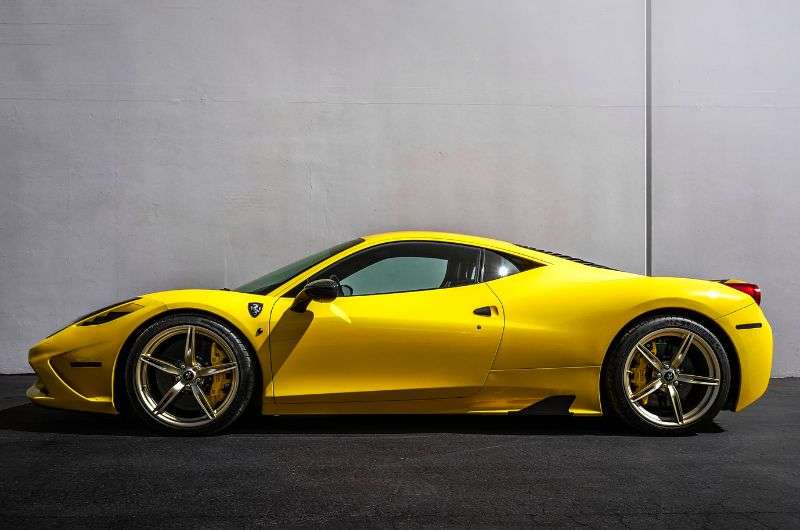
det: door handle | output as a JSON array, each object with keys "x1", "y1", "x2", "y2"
[{"x1": 473, "y1": 306, "x2": 494, "y2": 317}]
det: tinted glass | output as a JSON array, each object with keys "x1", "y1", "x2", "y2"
[
  {"x1": 235, "y1": 239, "x2": 363, "y2": 294},
  {"x1": 311, "y1": 242, "x2": 481, "y2": 296},
  {"x1": 343, "y1": 256, "x2": 449, "y2": 295},
  {"x1": 483, "y1": 250, "x2": 538, "y2": 281}
]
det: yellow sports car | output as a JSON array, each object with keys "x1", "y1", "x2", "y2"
[{"x1": 27, "y1": 231, "x2": 772, "y2": 435}]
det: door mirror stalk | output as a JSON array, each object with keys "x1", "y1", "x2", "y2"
[{"x1": 290, "y1": 279, "x2": 339, "y2": 312}]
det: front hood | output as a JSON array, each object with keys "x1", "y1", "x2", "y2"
[{"x1": 140, "y1": 288, "x2": 269, "y2": 307}]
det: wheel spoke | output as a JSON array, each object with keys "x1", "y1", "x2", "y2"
[
  {"x1": 153, "y1": 380, "x2": 184, "y2": 415},
  {"x1": 140, "y1": 355, "x2": 180, "y2": 375},
  {"x1": 670, "y1": 332, "x2": 694, "y2": 369},
  {"x1": 629, "y1": 379, "x2": 663, "y2": 403},
  {"x1": 636, "y1": 344, "x2": 663, "y2": 371},
  {"x1": 677, "y1": 373, "x2": 720, "y2": 386},
  {"x1": 191, "y1": 384, "x2": 216, "y2": 420},
  {"x1": 667, "y1": 384, "x2": 684, "y2": 425},
  {"x1": 184, "y1": 325, "x2": 196, "y2": 367},
  {"x1": 198, "y1": 362, "x2": 237, "y2": 378}
]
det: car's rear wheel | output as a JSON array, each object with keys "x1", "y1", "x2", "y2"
[
  {"x1": 124, "y1": 314, "x2": 255, "y2": 435},
  {"x1": 604, "y1": 315, "x2": 730, "y2": 434}
]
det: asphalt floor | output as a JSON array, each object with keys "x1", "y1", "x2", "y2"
[{"x1": 0, "y1": 374, "x2": 798, "y2": 528}]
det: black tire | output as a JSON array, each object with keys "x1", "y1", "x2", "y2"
[
  {"x1": 124, "y1": 314, "x2": 255, "y2": 435},
  {"x1": 603, "y1": 315, "x2": 731, "y2": 435}
]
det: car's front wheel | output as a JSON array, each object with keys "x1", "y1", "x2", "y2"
[
  {"x1": 124, "y1": 314, "x2": 255, "y2": 435},
  {"x1": 604, "y1": 315, "x2": 731, "y2": 434}
]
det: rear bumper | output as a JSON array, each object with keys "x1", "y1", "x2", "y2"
[{"x1": 715, "y1": 304, "x2": 773, "y2": 411}]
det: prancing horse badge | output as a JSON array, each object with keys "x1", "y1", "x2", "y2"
[{"x1": 248, "y1": 302, "x2": 263, "y2": 318}]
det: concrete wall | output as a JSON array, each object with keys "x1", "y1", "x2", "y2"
[
  {"x1": 0, "y1": 1, "x2": 645, "y2": 373},
  {"x1": 1, "y1": 1, "x2": 796, "y2": 376},
  {"x1": 652, "y1": 0, "x2": 800, "y2": 377}
]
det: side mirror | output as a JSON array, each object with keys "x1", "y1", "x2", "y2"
[{"x1": 290, "y1": 278, "x2": 339, "y2": 313}]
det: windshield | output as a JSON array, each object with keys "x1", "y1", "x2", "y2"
[{"x1": 234, "y1": 239, "x2": 364, "y2": 295}]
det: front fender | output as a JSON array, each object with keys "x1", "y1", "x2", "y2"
[{"x1": 139, "y1": 290, "x2": 275, "y2": 402}]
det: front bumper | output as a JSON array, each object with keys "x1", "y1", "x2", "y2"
[{"x1": 27, "y1": 297, "x2": 166, "y2": 414}]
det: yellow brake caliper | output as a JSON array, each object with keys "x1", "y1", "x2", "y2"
[
  {"x1": 207, "y1": 342, "x2": 227, "y2": 407},
  {"x1": 630, "y1": 341, "x2": 656, "y2": 405}
]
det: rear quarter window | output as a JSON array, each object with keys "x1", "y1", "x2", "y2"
[{"x1": 483, "y1": 250, "x2": 541, "y2": 282}]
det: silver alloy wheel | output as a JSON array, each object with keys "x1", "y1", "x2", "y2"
[
  {"x1": 623, "y1": 328, "x2": 721, "y2": 427},
  {"x1": 134, "y1": 325, "x2": 239, "y2": 428}
]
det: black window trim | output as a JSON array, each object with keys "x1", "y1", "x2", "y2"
[{"x1": 283, "y1": 240, "x2": 544, "y2": 298}]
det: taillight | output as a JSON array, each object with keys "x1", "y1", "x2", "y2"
[{"x1": 724, "y1": 282, "x2": 762, "y2": 305}]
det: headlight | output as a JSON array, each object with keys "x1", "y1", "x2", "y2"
[
  {"x1": 77, "y1": 298, "x2": 143, "y2": 326},
  {"x1": 47, "y1": 297, "x2": 142, "y2": 337}
]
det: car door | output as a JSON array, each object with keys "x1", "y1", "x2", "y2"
[{"x1": 268, "y1": 241, "x2": 504, "y2": 403}]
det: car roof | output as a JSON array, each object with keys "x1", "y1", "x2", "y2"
[
  {"x1": 361, "y1": 230, "x2": 555, "y2": 263},
  {"x1": 361, "y1": 230, "x2": 625, "y2": 272}
]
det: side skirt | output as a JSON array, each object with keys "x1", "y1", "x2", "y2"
[{"x1": 510, "y1": 395, "x2": 576, "y2": 416}]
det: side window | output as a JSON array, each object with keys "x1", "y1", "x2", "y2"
[
  {"x1": 314, "y1": 242, "x2": 481, "y2": 296},
  {"x1": 483, "y1": 250, "x2": 539, "y2": 282},
  {"x1": 342, "y1": 256, "x2": 447, "y2": 295}
]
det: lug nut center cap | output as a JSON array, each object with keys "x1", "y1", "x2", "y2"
[
  {"x1": 663, "y1": 369, "x2": 676, "y2": 383},
  {"x1": 181, "y1": 370, "x2": 196, "y2": 382}
]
